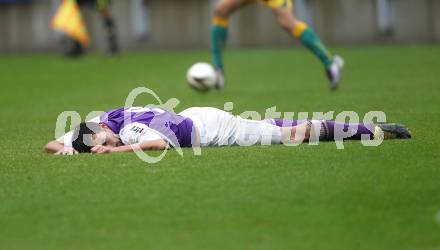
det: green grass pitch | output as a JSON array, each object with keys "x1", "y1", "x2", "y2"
[{"x1": 0, "y1": 46, "x2": 439, "y2": 250}]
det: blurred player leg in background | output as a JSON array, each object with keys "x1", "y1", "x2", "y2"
[
  {"x1": 210, "y1": 0, "x2": 249, "y2": 89},
  {"x1": 97, "y1": 0, "x2": 119, "y2": 55},
  {"x1": 269, "y1": 0, "x2": 344, "y2": 89},
  {"x1": 211, "y1": 0, "x2": 344, "y2": 90},
  {"x1": 65, "y1": 39, "x2": 85, "y2": 57},
  {"x1": 66, "y1": 0, "x2": 119, "y2": 57}
]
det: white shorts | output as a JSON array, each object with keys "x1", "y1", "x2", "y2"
[{"x1": 179, "y1": 107, "x2": 282, "y2": 147}]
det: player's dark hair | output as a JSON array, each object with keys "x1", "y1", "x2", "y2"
[{"x1": 72, "y1": 122, "x2": 103, "y2": 153}]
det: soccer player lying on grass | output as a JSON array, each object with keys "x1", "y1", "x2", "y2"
[
  {"x1": 211, "y1": 0, "x2": 344, "y2": 90},
  {"x1": 44, "y1": 106, "x2": 411, "y2": 155}
]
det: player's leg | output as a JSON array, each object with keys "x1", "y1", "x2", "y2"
[
  {"x1": 269, "y1": 119, "x2": 411, "y2": 140},
  {"x1": 236, "y1": 117, "x2": 392, "y2": 145},
  {"x1": 236, "y1": 117, "x2": 327, "y2": 145},
  {"x1": 97, "y1": 0, "x2": 119, "y2": 55},
  {"x1": 234, "y1": 118, "x2": 282, "y2": 145},
  {"x1": 271, "y1": 119, "x2": 376, "y2": 140},
  {"x1": 65, "y1": 39, "x2": 85, "y2": 57},
  {"x1": 179, "y1": 107, "x2": 238, "y2": 146},
  {"x1": 180, "y1": 107, "x2": 288, "y2": 146},
  {"x1": 271, "y1": 3, "x2": 344, "y2": 89},
  {"x1": 211, "y1": 0, "x2": 250, "y2": 88}
]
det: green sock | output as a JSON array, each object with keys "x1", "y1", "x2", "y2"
[
  {"x1": 299, "y1": 28, "x2": 333, "y2": 66},
  {"x1": 211, "y1": 24, "x2": 228, "y2": 69}
]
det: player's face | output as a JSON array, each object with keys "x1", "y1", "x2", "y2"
[{"x1": 92, "y1": 128, "x2": 122, "y2": 148}]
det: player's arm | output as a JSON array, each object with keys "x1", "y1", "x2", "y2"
[
  {"x1": 43, "y1": 138, "x2": 65, "y2": 153},
  {"x1": 44, "y1": 116, "x2": 100, "y2": 155},
  {"x1": 91, "y1": 123, "x2": 169, "y2": 154},
  {"x1": 44, "y1": 134, "x2": 79, "y2": 155},
  {"x1": 92, "y1": 139, "x2": 168, "y2": 154},
  {"x1": 114, "y1": 139, "x2": 169, "y2": 152}
]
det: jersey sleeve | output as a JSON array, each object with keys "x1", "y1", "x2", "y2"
[
  {"x1": 119, "y1": 122, "x2": 164, "y2": 145},
  {"x1": 62, "y1": 131, "x2": 74, "y2": 147}
]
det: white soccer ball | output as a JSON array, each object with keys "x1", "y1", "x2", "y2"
[{"x1": 186, "y1": 62, "x2": 217, "y2": 91}]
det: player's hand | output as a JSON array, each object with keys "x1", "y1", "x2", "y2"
[
  {"x1": 54, "y1": 147, "x2": 78, "y2": 156},
  {"x1": 91, "y1": 145, "x2": 113, "y2": 154}
]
